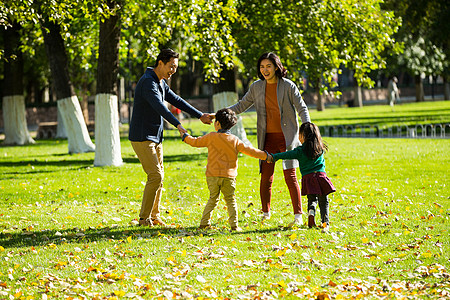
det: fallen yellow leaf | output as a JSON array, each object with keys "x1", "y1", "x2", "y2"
[{"x1": 113, "y1": 290, "x2": 126, "y2": 296}]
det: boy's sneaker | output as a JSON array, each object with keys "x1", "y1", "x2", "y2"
[
  {"x1": 151, "y1": 217, "x2": 166, "y2": 227},
  {"x1": 138, "y1": 218, "x2": 153, "y2": 227},
  {"x1": 231, "y1": 226, "x2": 242, "y2": 232},
  {"x1": 288, "y1": 216, "x2": 303, "y2": 227},
  {"x1": 308, "y1": 215, "x2": 316, "y2": 228}
]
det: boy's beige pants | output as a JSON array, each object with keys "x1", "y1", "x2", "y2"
[
  {"x1": 201, "y1": 177, "x2": 238, "y2": 228},
  {"x1": 131, "y1": 141, "x2": 163, "y2": 220}
]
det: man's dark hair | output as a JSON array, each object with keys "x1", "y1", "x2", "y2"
[
  {"x1": 257, "y1": 52, "x2": 287, "y2": 80},
  {"x1": 215, "y1": 108, "x2": 237, "y2": 130},
  {"x1": 154, "y1": 49, "x2": 179, "y2": 67}
]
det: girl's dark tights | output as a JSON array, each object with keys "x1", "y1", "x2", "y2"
[{"x1": 307, "y1": 194, "x2": 329, "y2": 225}]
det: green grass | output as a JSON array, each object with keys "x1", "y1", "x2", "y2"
[
  {"x1": 308, "y1": 100, "x2": 450, "y2": 127},
  {"x1": 0, "y1": 102, "x2": 449, "y2": 299}
]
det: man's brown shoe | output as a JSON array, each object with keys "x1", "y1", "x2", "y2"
[
  {"x1": 151, "y1": 218, "x2": 166, "y2": 227},
  {"x1": 139, "y1": 218, "x2": 153, "y2": 227}
]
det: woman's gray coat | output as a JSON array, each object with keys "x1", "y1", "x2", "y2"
[{"x1": 228, "y1": 77, "x2": 310, "y2": 170}]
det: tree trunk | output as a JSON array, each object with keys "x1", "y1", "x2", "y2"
[
  {"x1": 2, "y1": 96, "x2": 35, "y2": 145},
  {"x1": 55, "y1": 108, "x2": 67, "y2": 139},
  {"x1": 58, "y1": 96, "x2": 95, "y2": 153},
  {"x1": 353, "y1": 85, "x2": 363, "y2": 107},
  {"x1": 2, "y1": 22, "x2": 34, "y2": 145},
  {"x1": 444, "y1": 76, "x2": 450, "y2": 100},
  {"x1": 94, "y1": 94, "x2": 122, "y2": 166},
  {"x1": 40, "y1": 16, "x2": 94, "y2": 152},
  {"x1": 213, "y1": 67, "x2": 237, "y2": 94},
  {"x1": 316, "y1": 80, "x2": 325, "y2": 111},
  {"x1": 414, "y1": 75, "x2": 425, "y2": 101},
  {"x1": 94, "y1": 0, "x2": 123, "y2": 166}
]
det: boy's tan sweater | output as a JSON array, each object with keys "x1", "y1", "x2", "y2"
[{"x1": 184, "y1": 132, "x2": 267, "y2": 178}]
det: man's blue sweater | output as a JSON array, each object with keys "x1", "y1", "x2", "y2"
[{"x1": 129, "y1": 67, "x2": 203, "y2": 143}]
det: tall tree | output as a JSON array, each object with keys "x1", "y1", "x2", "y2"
[
  {"x1": 39, "y1": 12, "x2": 95, "y2": 153},
  {"x1": 233, "y1": 0, "x2": 400, "y2": 110},
  {"x1": 94, "y1": 0, "x2": 122, "y2": 166},
  {"x1": 1, "y1": 21, "x2": 34, "y2": 145},
  {"x1": 384, "y1": 0, "x2": 449, "y2": 101}
]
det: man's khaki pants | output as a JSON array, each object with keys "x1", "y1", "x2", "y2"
[
  {"x1": 201, "y1": 177, "x2": 238, "y2": 228},
  {"x1": 131, "y1": 141, "x2": 163, "y2": 220}
]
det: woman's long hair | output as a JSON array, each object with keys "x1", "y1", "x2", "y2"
[
  {"x1": 256, "y1": 52, "x2": 287, "y2": 80},
  {"x1": 299, "y1": 122, "x2": 328, "y2": 160}
]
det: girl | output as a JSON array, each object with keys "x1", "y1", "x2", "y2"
[{"x1": 268, "y1": 122, "x2": 335, "y2": 228}]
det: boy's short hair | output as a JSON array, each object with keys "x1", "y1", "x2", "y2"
[{"x1": 215, "y1": 108, "x2": 237, "y2": 130}]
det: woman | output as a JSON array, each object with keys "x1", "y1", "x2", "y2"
[{"x1": 228, "y1": 52, "x2": 311, "y2": 226}]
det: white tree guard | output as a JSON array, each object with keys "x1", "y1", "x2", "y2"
[
  {"x1": 57, "y1": 95, "x2": 95, "y2": 153},
  {"x1": 55, "y1": 107, "x2": 67, "y2": 139},
  {"x1": 212, "y1": 91, "x2": 252, "y2": 146},
  {"x1": 354, "y1": 85, "x2": 363, "y2": 107},
  {"x1": 2, "y1": 95, "x2": 35, "y2": 145},
  {"x1": 93, "y1": 93, "x2": 123, "y2": 167}
]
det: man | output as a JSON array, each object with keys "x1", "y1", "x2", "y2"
[{"x1": 129, "y1": 48, "x2": 213, "y2": 227}]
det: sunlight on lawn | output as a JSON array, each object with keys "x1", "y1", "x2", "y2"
[{"x1": 0, "y1": 103, "x2": 449, "y2": 299}]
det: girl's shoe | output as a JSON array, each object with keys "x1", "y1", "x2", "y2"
[{"x1": 308, "y1": 209, "x2": 316, "y2": 228}]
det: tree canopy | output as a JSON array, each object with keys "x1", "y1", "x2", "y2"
[{"x1": 3, "y1": 0, "x2": 447, "y2": 105}]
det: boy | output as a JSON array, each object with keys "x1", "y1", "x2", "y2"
[{"x1": 181, "y1": 108, "x2": 268, "y2": 231}]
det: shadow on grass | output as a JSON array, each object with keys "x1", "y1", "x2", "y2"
[
  {"x1": 1, "y1": 153, "x2": 207, "y2": 170},
  {"x1": 0, "y1": 223, "x2": 284, "y2": 249},
  {"x1": 0, "y1": 159, "x2": 94, "y2": 169},
  {"x1": 123, "y1": 152, "x2": 208, "y2": 164}
]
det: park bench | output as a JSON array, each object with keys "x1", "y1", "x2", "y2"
[
  {"x1": 36, "y1": 121, "x2": 95, "y2": 139},
  {"x1": 36, "y1": 122, "x2": 58, "y2": 139}
]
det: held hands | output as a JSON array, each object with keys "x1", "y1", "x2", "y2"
[
  {"x1": 264, "y1": 151, "x2": 274, "y2": 163},
  {"x1": 177, "y1": 124, "x2": 187, "y2": 135},
  {"x1": 178, "y1": 124, "x2": 190, "y2": 141},
  {"x1": 199, "y1": 113, "x2": 215, "y2": 125}
]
